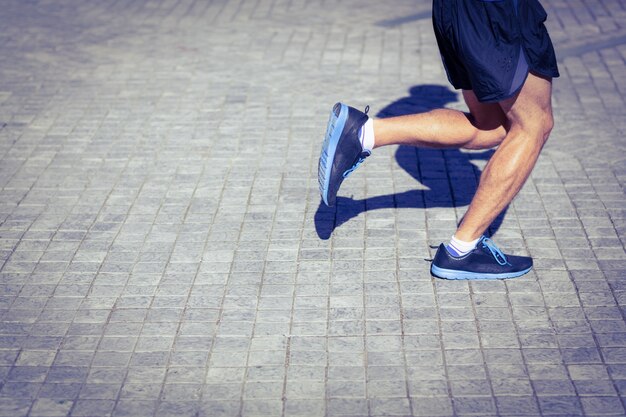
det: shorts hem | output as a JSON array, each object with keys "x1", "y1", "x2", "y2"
[
  {"x1": 476, "y1": 77, "x2": 527, "y2": 103},
  {"x1": 473, "y1": 66, "x2": 558, "y2": 103}
]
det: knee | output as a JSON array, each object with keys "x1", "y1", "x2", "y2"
[
  {"x1": 514, "y1": 110, "x2": 554, "y2": 148},
  {"x1": 543, "y1": 113, "x2": 554, "y2": 140},
  {"x1": 531, "y1": 112, "x2": 554, "y2": 145}
]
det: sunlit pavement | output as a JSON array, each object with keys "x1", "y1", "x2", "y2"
[{"x1": 0, "y1": 1, "x2": 625, "y2": 416}]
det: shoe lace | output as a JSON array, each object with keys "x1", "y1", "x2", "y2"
[
  {"x1": 343, "y1": 150, "x2": 371, "y2": 178},
  {"x1": 342, "y1": 105, "x2": 371, "y2": 179},
  {"x1": 481, "y1": 238, "x2": 509, "y2": 266}
]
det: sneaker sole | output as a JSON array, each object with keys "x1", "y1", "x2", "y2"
[
  {"x1": 430, "y1": 265, "x2": 532, "y2": 280},
  {"x1": 319, "y1": 103, "x2": 348, "y2": 206}
]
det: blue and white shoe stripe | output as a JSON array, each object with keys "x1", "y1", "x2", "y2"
[
  {"x1": 318, "y1": 104, "x2": 348, "y2": 206},
  {"x1": 430, "y1": 264, "x2": 532, "y2": 280}
]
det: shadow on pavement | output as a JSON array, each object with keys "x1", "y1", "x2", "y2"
[{"x1": 315, "y1": 84, "x2": 507, "y2": 240}]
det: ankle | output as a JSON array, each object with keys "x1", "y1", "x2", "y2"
[
  {"x1": 453, "y1": 229, "x2": 483, "y2": 242},
  {"x1": 446, "y1": 234, "x2": 481, "y2": 257},
  {"x1": 360, "y1": 118, "x2": 375, "y2": 152}
]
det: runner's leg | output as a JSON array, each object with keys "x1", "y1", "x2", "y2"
[
  {"x1": 454, "y1": 72, "x2": 554, "y2": 241},
  {"x1": 373, "y1": 90, "x2": 508, "y2": 150}
]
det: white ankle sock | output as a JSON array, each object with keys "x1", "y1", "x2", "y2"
[
  {"x1": 359, "y1": 118, "x2": 375, "y2": 153},
  {"x1": 446, "y1": 235, "x2": 481, "y2": 257}
]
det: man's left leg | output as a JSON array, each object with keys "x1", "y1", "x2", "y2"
[
  {"x1": 454, "y1": 72, "x2": 554, "y2": 242},
  {"x1": 431, "y1": 72, "x2": 554, "y2": 280}
]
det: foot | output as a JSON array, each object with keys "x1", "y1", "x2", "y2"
[
  {"x1": 318, "y1": 103, "x2": 371, "y2": 206},
  {"x1": 430, "y1": 236, "x2": 533, "y2": 280}
]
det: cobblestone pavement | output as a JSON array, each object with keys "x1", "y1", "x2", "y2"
[{"x1": 0, "y1": 0, "x2": 625, "y2": 416}]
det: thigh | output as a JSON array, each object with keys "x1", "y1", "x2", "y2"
[{"x1": 498, "y1": 72, "x2": 553, "y2": 133}]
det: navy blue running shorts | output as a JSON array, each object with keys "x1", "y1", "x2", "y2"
[{"x1": 432, "y1": 0, "x2": 560, "y2": 103}]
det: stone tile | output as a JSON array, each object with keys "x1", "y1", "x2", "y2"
[
  {"x1": 0, "y1": 398, "x2": 31, "y2": 417},
  {"x1": 537, "y1": 395, "x2": 584, "y2": 416},
  {"x1": 30, "y1": 398, "x2": 74, "y2": 417},
  {"x1": 495, "y1": 395, "x2": 540, "y2": 416}
]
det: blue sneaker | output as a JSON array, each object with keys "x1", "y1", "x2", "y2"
[
  {"x1": 318, "y1": 103, "x2": 371, "y2": 206},
  {"x1": 430, "y1": 237, "x2": 533, "y2": 280}
]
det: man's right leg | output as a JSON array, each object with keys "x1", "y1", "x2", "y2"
[
  {"x1": 373, "y1": 90, "x2": 508, "y2": 150},
  {"x1": 318, "y1": 92, "x2": 505, "y2": 206}
]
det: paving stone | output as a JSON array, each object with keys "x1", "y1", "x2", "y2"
[{"x1": 0, "y1": 0, "x2": 624, "y2": 416}]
